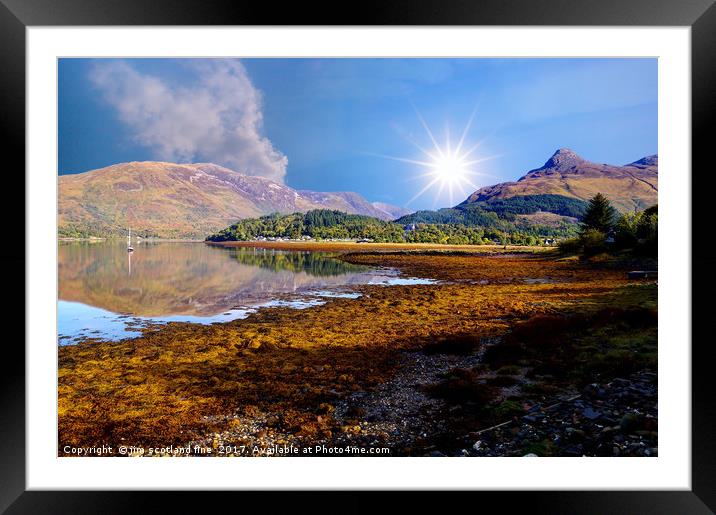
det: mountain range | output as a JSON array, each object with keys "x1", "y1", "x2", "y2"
[
  {"x1": 58, "y1": 162, "x2": 410, "y2": 238},
  {"x1": 58, "y1": 149, "x2": 657, "y2": 239},
  {"x1": 463, "y1": 148, "x2": 657, "y2": 213}
]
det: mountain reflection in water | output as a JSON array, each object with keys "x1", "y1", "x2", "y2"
[
  {"x1": 59, "y1": 242, "x2": 375, "y2": 317},
  {"x1": 58, "y1": 241, "x2": 436, "y2": 343}
]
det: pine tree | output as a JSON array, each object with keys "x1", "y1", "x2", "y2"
[{"x1": 580, "y1": 193, "x2": 616, "y2": 234}]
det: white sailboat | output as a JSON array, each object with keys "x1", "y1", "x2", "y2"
[{"x1": 127, "y1": 228, "x2": 134, "y2": 252}]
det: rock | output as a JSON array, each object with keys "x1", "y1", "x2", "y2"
[
  {"x1": 599, "y1": 426, "x2": 614, "y2": 438},
  {"x1": 523, "y1": 453, "x2": 539, "y2": 457},
  {"x1": 563, "y1": 445, "x2": 583, "y2": 457},
  {"x1": 620, "y1": 413, "x2": 641, "y2": 433},
  {"x1": 582, "y1": 407, "x2": 601, "y2": 420},
  {"x1": 568, "y1": 429, "x2": 586, "y2": 442},
  {"x1": 611, "y1": 378, "x2": 631, "y2": 387},
  {"x1": 597, "y1": 415, "x2": 618, "y2": 425},
  {"x1": 582, "y1": 384, "x2": 600, "y2": 398}
]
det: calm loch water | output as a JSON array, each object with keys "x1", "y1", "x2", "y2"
[{"x1": 58, "y1": 242, "x2": 434, "y2": 344}]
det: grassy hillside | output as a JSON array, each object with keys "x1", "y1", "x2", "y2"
[
  {"x1": 463, "y1": 149, "x2": 657, "y2": 213},
  {"x1": 58, "y1": 161, "x2": 406, "y2": 239}
]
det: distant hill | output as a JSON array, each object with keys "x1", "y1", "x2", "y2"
[
  {"x1": 463, "y1": 148, "x2": 658, "y2": 213},
  {"x1": 398, "y1": 194, "x2": 587, "y2": 225},
  {"x1": 398, "y1": 149, "x2": 657, "y2": 230},
  {"x1": 370, "y1": 202, "x2": 412, "y2": 220},
  {"x1": 58, "y1": 162, "x2": 407, "y2": 238}
]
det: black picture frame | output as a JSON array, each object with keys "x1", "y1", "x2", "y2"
[{"x1": 3, "y1": 0, "x2": 714, "y2": 512}]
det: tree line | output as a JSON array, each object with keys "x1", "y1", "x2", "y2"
[
  {"x1": 559, "y1": 193, "x2": 657, "y2": 256},
  {"x1": 206, "y1": 208, "x2": 576, "y2": 245}
]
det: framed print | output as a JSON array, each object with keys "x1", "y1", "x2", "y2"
[{"x1": 3, "y1": 0, "x2": 715, "y2": 512}]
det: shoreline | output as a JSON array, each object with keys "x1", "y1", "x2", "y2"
[
  {"x1": 59, "y1": 237, "x2": 205, "y2": 243},
  {"x1": 58, "y1": 250, "x2": 656, "y2": 457},
  {"x1": 206, "y1": 240, "x2": 554, "y2": 254}
]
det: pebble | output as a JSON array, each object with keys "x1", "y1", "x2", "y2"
[
  {"x1": 467, "y1": 371, "x2": 657, "y2": 457},
  {"x1": 180, "y1": 362, "x2": 656, "y2": 458}
]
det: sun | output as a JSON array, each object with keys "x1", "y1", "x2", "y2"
[
  {"x1": 431, "y1": 153, "x2": 469, "y2": 184},
  {"x1": 373, "y1": 107, "x2": 499, "y2": 207},
  {"x1": 404, "y1": 109, "x2": 499, "y2": 206}
]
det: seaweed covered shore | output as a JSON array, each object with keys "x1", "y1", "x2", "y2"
[{"x1": 58, "y1": 244, "x2": 656, "y2": 457}]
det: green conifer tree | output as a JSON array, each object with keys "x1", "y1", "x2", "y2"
[{"x1": 580, "y1": 193, "x2": 616, "y2": 235}]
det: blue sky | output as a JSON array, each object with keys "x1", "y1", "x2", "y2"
[{"x1": 59, "y1": 58, "x2": 657, "y2": 210}]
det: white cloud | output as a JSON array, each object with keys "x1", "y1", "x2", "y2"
[{"x1": 90, "y1": 59, "x2": 288, "y2": 182}]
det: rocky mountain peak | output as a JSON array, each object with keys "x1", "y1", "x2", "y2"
[
  {"x1": 542, "y1": 148, "x2": 586, "y2": 170},
  {"x1": 628, "y1": 155, "x2": 658, "y2": 167}
]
